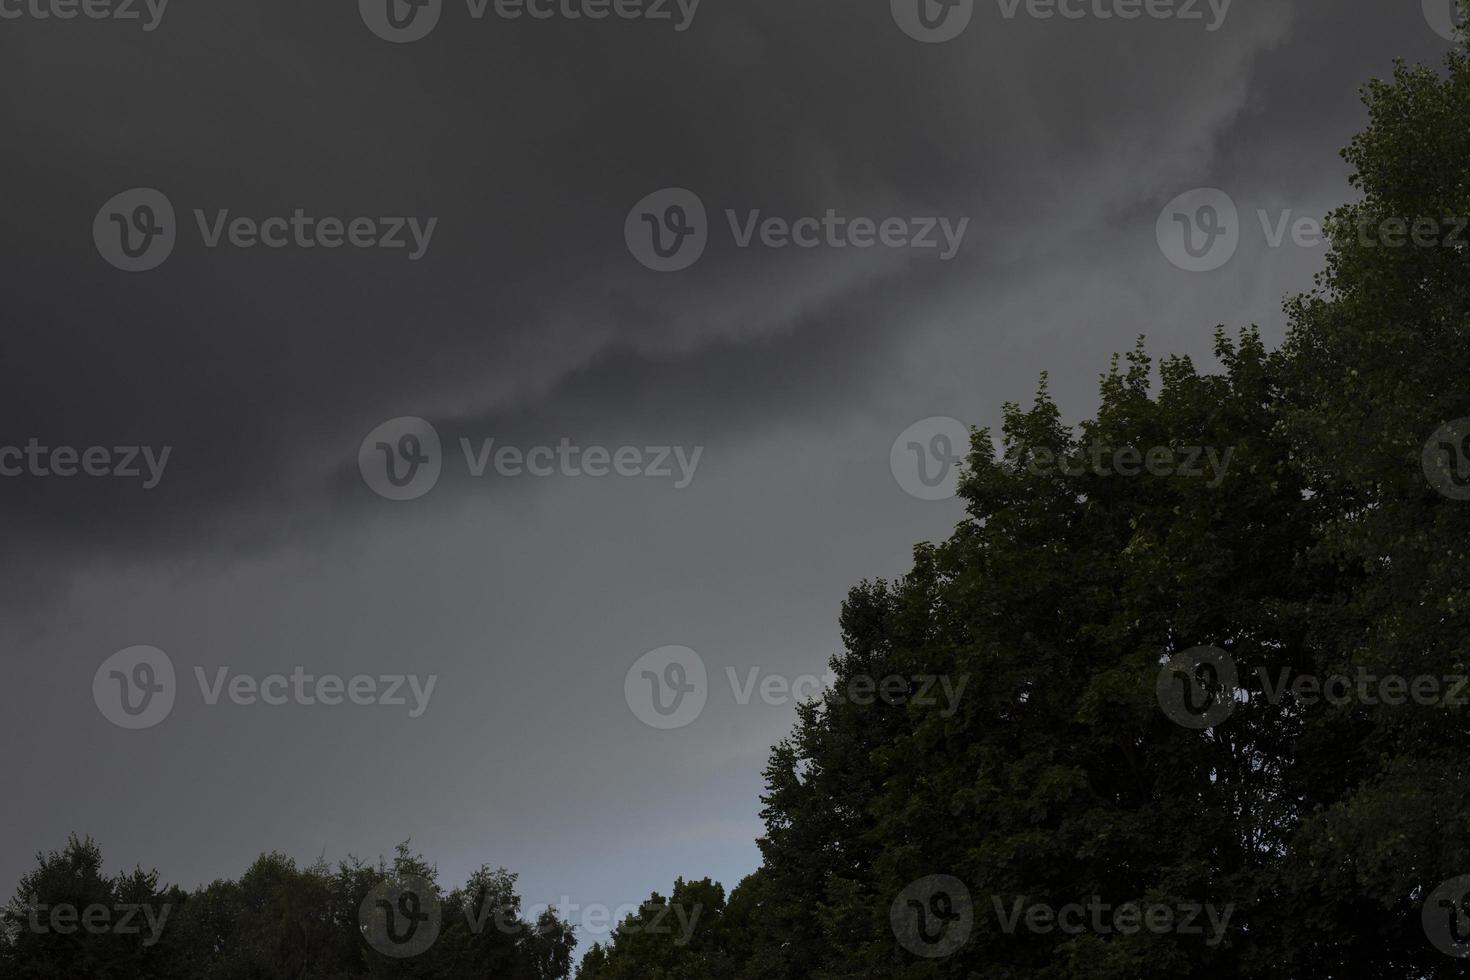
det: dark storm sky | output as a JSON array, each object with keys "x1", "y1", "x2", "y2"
[{"x1": 0, "y1": 0, "x2": 1460, "y2": 953}]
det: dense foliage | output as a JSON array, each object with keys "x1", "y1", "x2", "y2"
[
  {"x1": 0, "y1": 836, "x2": 574, "y2": 980},
  {"x1": 581, "y1": 37, "x2": 1470, "y2": 980}
]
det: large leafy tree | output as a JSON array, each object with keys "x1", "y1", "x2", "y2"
[
  {"x1": 1269, "y1": 40, "x2": 1470, "y2": 979},
  {"x1": 0, "y1": 835, "x2": 183, "y2": 980},
  {"x1": 575, "y1": 30, "x2": 1470, "y2": 980}
]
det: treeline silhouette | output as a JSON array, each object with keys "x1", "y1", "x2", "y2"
[
  {"x1": 0, "y1": 837, "x2": 574, "y2": 979},
  {"x1": 10, "y1": 30, "x2": 1470, "y2": 980}
]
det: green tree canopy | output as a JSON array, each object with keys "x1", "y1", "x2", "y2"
[{"x1": 576, "y1": 31, "x2": 1470, "y2": 980}]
